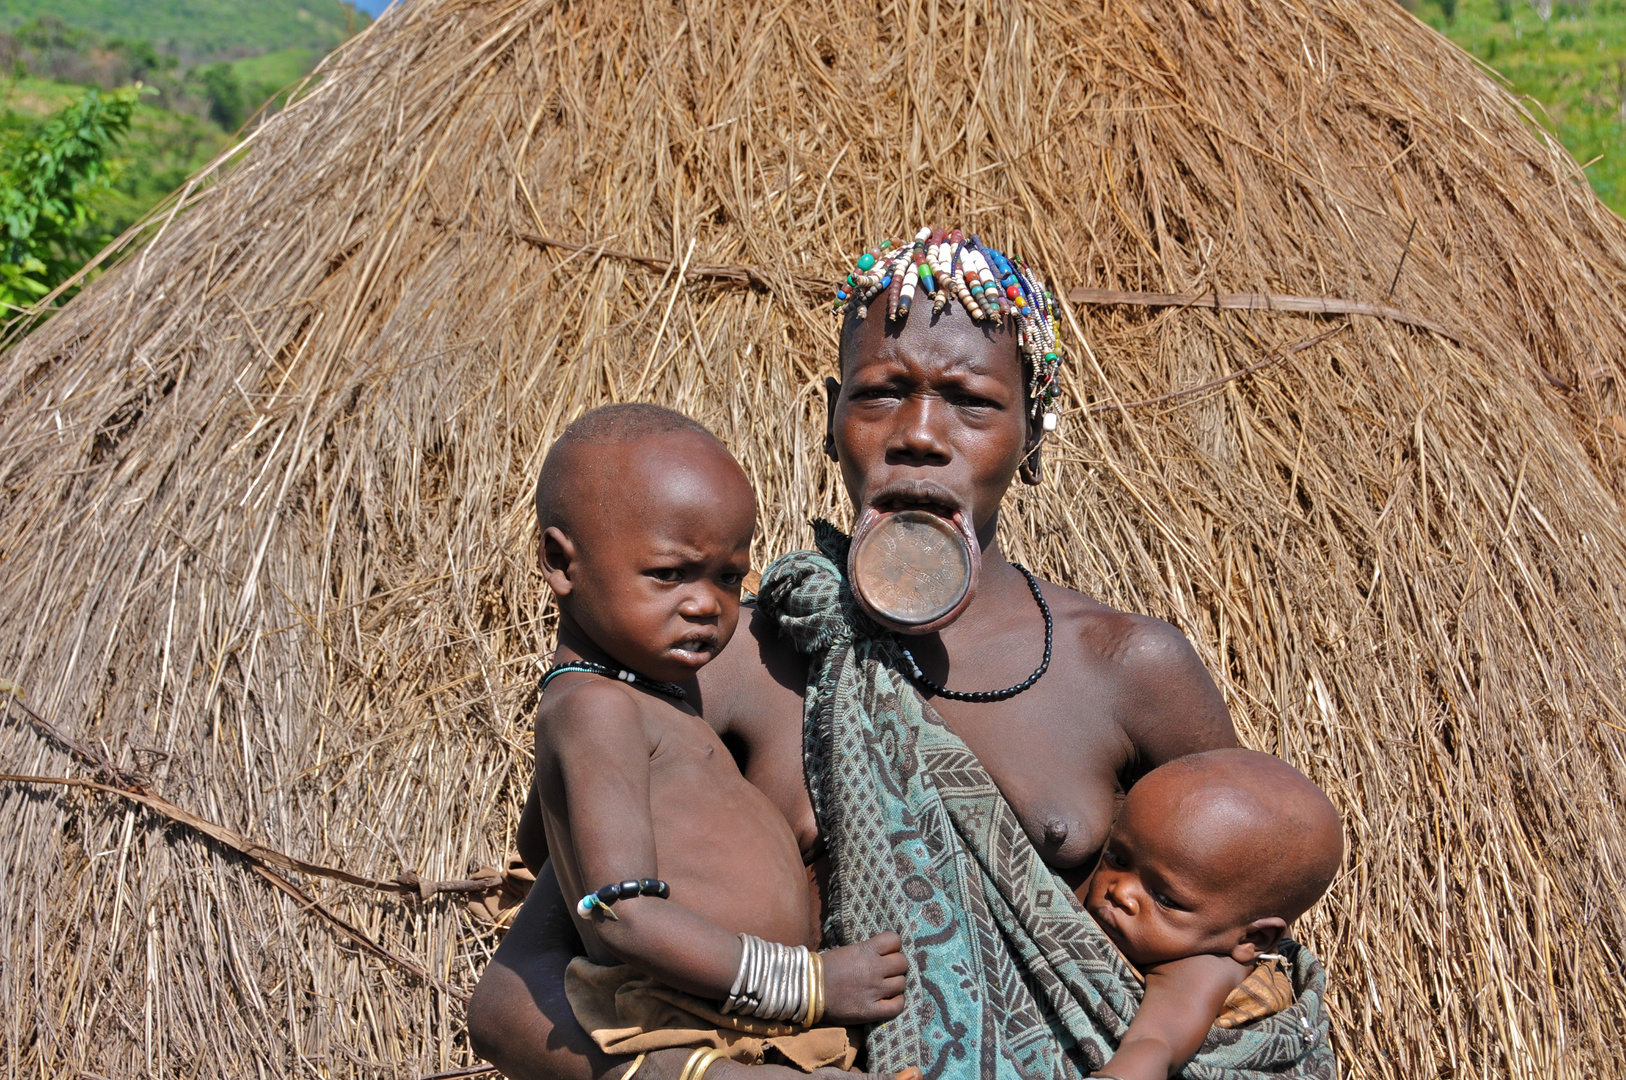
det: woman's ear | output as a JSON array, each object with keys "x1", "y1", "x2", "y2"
[
  {"x1": 538, "y1": 526, "x2": 579, "y2": 597},
  {"x1": 1228, "y1": 917, "x2": 1288, "y2": 964},
  {"x1": 1018, "y1": 411, "x2": 1047, "y2": 485},
  {"x1": 824, "y1": 377, "x2": 841, "y2": 462}
]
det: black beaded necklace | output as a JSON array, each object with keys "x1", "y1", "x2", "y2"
[
  {"x1": 540, "y1": 660, "x2": 687, "y2": 701},
  {"x1": 899, "y1": 563, "x2": 1053, "y2": 703}
]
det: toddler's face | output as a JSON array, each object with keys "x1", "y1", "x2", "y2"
[
  {"x1": 1083, "y1": 791, "x2": 1256, "y2": 969},
  {"x1": 557, "y1": 434, "x2": 756, "y2": 684}
]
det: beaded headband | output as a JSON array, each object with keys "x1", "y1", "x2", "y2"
[{"x1": 831, "y1": 226, "x2": 1063, "y2": 430}]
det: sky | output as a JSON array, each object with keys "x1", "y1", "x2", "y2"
[{"x1": 351, "y1": 0, "x2": 393, "y2": 14}]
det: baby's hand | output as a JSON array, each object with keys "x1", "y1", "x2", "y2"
[
  {"x1": 1092, "y1": 1038, "x2": 1171, "y2": 1080},
  {"x1": 820, "y1": 931, "x2": 908, "y2": 1024}
]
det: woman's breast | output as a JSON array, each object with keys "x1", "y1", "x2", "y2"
[{"x1": 932, "y1": 696, "x2": 1126, "y2": 873}]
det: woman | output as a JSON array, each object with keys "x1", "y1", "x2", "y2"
[{"x1": 469, "y1": 232, "x2": 1268, "y2": 1080}]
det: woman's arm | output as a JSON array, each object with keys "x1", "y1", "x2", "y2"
[{"x1": 468, "y1": 860, "x2": 615, "y2": 1080}]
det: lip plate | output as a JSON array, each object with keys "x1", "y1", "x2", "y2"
[{"x1": 849, "y1": 509, "x2": 977, "y2": 634}]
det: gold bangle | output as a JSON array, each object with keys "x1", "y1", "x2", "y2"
[
  {"x1": 804, "y1": 948, "x2": 816, "y2": 1027},
  {"x1": 688, "y1": 1047, "x2": 730, "y2": 1080},
  {"x1": 621, "y1": 1054, "x2": 648, "y2": 1080},
  {"x1": 677, "y1": 1048, "x2": 711, "y2": 1080},
  {"x1": 810, "y1": 949, "x2": 825, "y2": 1026}
]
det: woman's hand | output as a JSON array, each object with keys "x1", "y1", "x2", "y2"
[{"x1": 819, "y1": 931, "x2": 908, "y2": 1025}]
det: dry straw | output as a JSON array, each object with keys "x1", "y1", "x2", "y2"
[{"x1": 3, "y1": 0, "x2": 1625, "y2": 1075}]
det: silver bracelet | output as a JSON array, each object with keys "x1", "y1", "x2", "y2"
[{"x1": 721, "y1": 933, "x2": 812, "y2": 1022}]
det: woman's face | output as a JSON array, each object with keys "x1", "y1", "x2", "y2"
[{"x1": 828, "y1": 302, "x2": 1038, "y2": 543}]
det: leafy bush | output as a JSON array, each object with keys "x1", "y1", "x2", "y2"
[
  {"x1": 0, "y1": 83, "x2": 137, "y2": 310},
  {"x1": 196, "y1": 61, "x2": 241, "y2": 129}
]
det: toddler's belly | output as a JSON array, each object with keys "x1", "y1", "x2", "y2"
[{"x1": 650, "y1": 767, "x2": 817, "y2": 950}]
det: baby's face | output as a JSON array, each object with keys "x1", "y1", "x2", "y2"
[
  {"x1": 558, "y1": 433, "x2": 756, "y2": 684},
  {"x1": 1084, "y1": 787, "x2": 1257, "y2": 969}
]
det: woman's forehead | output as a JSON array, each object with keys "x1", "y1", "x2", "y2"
[{"x1": 842, "y1": 304, "x2": 1023, "y2": 379}]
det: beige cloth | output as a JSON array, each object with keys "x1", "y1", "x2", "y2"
[
  {"x1": 1212, "y1": 955, "x2": 1296, "y2": 1029},
  {"x1": 565, "y1": 957, "x2": 859, "y2": 1072},
  {"x1": 1116, "y1": 951, "x2": 1296, "y2": 1029}
]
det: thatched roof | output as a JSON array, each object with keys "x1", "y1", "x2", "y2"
[{"x1": 4, "y1": 0, "x2": 1625, "y2": 1074}]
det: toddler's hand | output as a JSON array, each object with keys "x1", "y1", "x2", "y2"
[{"x1": 820, "y1": 931, "x2": 907, "y2": 1024}]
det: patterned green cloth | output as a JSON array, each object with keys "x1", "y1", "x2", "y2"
[{"x1": 755, "y1": 525, "x2": 1335, "y2": 1080}]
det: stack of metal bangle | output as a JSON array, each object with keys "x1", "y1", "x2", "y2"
[{"x1": 720, "y1": 933, "x2": 825, "y2": 1027}]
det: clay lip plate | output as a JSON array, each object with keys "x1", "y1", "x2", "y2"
[{"x1": 850, "y1": 510, "x2": 973, "y2": 628}]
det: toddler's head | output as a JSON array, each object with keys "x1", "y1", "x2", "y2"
[
  {"x1": 1085, "y1": 748, "x2": 1342, "y2": 969},
  {"x1": 534, "y1": 404, "x2": 755, "y2": 684}
]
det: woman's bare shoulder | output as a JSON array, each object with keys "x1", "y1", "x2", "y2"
[{"x1": 1038, "y1": 577, "x2": 1238, "y2": 765}]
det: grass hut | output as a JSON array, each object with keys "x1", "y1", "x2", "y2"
[{"x1": 3, "y1": 0, "x2": 1625, "y2": 1075}]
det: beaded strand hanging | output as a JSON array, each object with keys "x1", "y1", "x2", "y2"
[{"x1": 832, "y1": 226, "x2": 1064, "y2": 430}]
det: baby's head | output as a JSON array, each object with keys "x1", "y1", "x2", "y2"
[
  {"x1": 534, "y1": 404, "x2": 755, "y2": 685},
  {"x1": 1085, "y1": 748, "x2": 1342, "y2": 969}
]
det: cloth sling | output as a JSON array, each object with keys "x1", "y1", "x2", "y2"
[{"x1": 754, "y1": 526, "x2": 1336, "y2": 1080}]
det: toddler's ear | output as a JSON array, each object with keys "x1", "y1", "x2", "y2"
[
  {"x1": 1228, "y1": 917, "x2": 1287, "y2": 964},
  {"x1": 539, "y1": 526, "x2": 578, "y2": 596}
]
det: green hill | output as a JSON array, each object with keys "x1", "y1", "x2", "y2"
[
  {"x1": 0, "y1": 0, "x2": 367, "y2": 65},
  {"x1": 1417, "y1": 0, "x2": 1626, "y2": 213}
]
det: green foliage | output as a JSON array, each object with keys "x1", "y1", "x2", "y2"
[
  {"x1": 197, "y1": 60, "x2": 242, "y2": 129},
  {"x1": 0, "y1": 2, "x2": 367, "y2": 326},
  {"x1": 0, "y1": 0, "x2": 366, "y2": 65},
  {"x1": 1417, "y1": 0, "x2": 1626, "y2": 214},
  {"x1": 0, "y1": 84, "x2": 137, "y2": 309}
]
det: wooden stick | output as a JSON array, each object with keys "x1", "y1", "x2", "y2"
[
  {"x1": 1065, "y1": 286, "x2": 1481, "y2": 353},
  {"x1": 1085, "y1": 324, "x2": 1350, "y2": 412}
]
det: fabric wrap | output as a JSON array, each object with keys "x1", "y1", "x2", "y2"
[
  {"x1": 754, "y1": 526, "x2": 1335, "y2": 1080},
  {"x1": 564, "y1": 958, "x2": 857, "y2": 1071}
]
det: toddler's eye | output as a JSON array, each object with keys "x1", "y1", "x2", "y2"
[
  {"x1": 720, "y1": 572, "x2": 746, "y2": 588},
  {"x1": 647, "y1": 568, "x2": 683, "y2": 583},
  {"x1": 1151, "y1": 891, "x2": 1184, "y2": 911},
  {"x1": 1102, "y1": 848, "x2": 1127, "y2": 870}
]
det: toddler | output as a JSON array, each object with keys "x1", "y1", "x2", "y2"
[{"x1": 527, "y1": 404, "x2": 909, "y2": 1080}]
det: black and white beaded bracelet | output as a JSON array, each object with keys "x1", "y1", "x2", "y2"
[{"x1": 576, "y1": 878, "x2": 670, "y2": 920}]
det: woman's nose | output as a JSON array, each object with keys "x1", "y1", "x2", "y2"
[{"x1": 890, "y1": 396, "x2": 951, "y2": 464}]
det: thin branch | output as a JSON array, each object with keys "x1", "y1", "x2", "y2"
[
  {"x1": 1066, "y1": 286, "x2": 1482, "y2": 354},
  {"x1": 1086, "y1": 324, "x2": 1350, "y2": 413},
  {"x1": 513, "y1": 230, "x2": 774, "y2": 291},
  {"x1": 0, "y1": 770, "x2": 500, "y2": 899}
]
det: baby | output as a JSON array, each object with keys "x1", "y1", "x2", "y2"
[
  {"x1": 1084, "y1": 748, "x2": 1342, "y2": 1080},
  {"x1": 526, "y1": 404, "x2": 908, "y2": 1079}
]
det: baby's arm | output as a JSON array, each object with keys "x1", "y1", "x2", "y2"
[
  {"x1": 1093, "y1": 955, "x2": 1251, "y2": 1080},
  {"x1": 542, "y1": 682, "x2": 903, "y2": 1023}
]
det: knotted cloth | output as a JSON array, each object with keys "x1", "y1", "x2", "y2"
[{"x1": 754, "y1": 525, "x2": 1336, "y2": 1080}]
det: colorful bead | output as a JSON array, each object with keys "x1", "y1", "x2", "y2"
[{"x1": 833, "y1": 226, "x2": 1064, "y2": 427}]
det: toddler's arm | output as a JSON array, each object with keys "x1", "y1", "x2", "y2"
[{"x1": 1093, "y1": 954, "x2": 1250, "y2": 1080}]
